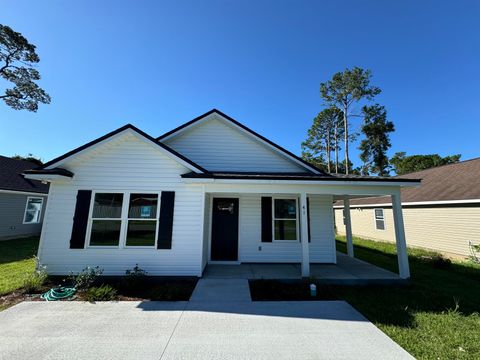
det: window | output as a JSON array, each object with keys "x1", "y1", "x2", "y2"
[
  {"x1": 89, "y1": 193, "x2": 123, "y2": 246},
  {"x1": 273, "y1": 198, "x2": 298, "y2": 241},
  {"x1": 23, "y1": 197, "x2": 44, "y2": 224},
  {"x1": 374, "y1": 208, "x2": 385, "y2": 230},
  {"x1": 126, "y1": 193, "x2": 158, "y2": 247}
]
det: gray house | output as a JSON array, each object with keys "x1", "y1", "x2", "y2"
[{"x1": 0, "y1": 155, "x2": 48, "y2": 240}]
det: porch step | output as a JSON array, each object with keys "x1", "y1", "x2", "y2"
[{"x1": 190, "y1": 279, "x2": 251, "y2": 303}]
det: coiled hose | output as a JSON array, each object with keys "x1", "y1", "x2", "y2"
[{"x1": 41, "y1": 287, "x2": 76, "y2": 301}]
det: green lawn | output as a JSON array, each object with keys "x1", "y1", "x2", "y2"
[
  {"x1": 334, "y1": 236, "x2": 480, "y2": 359},
  {"x1": 0, "y1": 236, "x2": 39, "y2": 296}
]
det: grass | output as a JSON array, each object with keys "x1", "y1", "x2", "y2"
[
  {"x1": 335, "y1": 236, "x2": 480, "y2": 359},
  {"x1": 0, "y1": 236, "x2": 40, "y2": 297},
  {"x1": 251, "y1": 236, "x2": 480, "y2": 359}
]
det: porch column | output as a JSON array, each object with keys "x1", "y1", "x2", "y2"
[
  {"x1": 343, "y1": 196, "x2": 354, "y2": 257},
  {"x1": 300, "y1": 192, "x2": 310, "y2": 277},
  {"x1": 391, "y1": 192, "x2": 410, "y2": 279}
]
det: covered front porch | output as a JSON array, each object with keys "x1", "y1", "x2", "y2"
[
  {"x1": 192, "y1": 175, "x2": 419, "y2": 280},
  {"x1": 203, "y1": 252, "x2": 403, "y2": 284}
]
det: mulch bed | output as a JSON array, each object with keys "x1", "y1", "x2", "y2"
[{"x1": 1, "y1": 277, "x2": 198, "y2": 311}]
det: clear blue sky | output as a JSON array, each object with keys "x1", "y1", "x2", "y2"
[{"x1": 1, "y1": 1, "x2": 479, "y2": 167}]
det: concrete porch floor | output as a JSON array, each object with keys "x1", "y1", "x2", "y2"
[{"x1": 204, "y1": 252, "x2": 404, "y2": 284}]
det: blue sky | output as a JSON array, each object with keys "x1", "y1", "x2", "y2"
[{"x1": 1, "y1": 1, "x2": 479, "y2": 167}]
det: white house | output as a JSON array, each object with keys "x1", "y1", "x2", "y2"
[{"x1": 24, "y1": 109, "x2": 420, "y2": 279}]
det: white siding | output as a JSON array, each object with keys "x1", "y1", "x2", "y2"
[
  {"x1": 39, "y1": 133, "x2": 204, "y2": 276},
  {"x1": 163, "y1": 117, "x2": 307, "y2": 173},
  {"x1": 205, "y1": 194, "x2": 336, "y2": 263}
]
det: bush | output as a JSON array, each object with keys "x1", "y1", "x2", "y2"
[
  {"x1": 84, "y1": 284, "x2": 117, "y2": 302},
  {"x1": 67, "y1": 266, "x2": 103, "y2": 289},
  {"x1": 123, "y1": 264, "x2": 148, "y2": 291},
  {"x1": 430, "y1": 255, "x2": 452, "y2": 269},
  {"x1": 23, "y1": 257, "x2": 48, "y2": 293}
]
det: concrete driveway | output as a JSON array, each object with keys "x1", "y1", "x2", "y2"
[{"x1": 0, "y1": 299, "x2": 412, "y2": 360}]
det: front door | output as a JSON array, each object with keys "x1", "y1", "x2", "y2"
[{"x1": 211, "y1": 198, "x2": 239, "y2": 261}]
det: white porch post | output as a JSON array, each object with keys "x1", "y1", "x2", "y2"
[
  {"x1": 391, "y1": 192, "x2": 410, "y2": 279},
  {"x1": 343, "y1": 196, "x2": 354, "y2": 257},
  {"x1": 300, "y1": 192, "x2": 310, "y2": 277}
]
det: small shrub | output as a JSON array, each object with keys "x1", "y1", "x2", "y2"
[
  {"x1": 430, "y1": 255, "x2": 452, "y2": 269},
  {"x1": 67, "y1": 266, "x2": 103, "y2": 289},
  {"x1": 23, "y1": 258, "x2": 48, "y2": 293},
  {"x1": 123, "y1": 264, "x2": 148, "y2": 291},
  {"x1": 84, "y1": 284, "x2": 117, "y2": 302}
]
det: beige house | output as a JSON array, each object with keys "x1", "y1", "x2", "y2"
[{"x1": 334, "y1": 158, "x2": 480, "y2": 258}]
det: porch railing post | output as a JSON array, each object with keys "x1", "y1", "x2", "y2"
[
  {"x1": 343, "y1": 196, "x2": 354, "y2": 257},
  {"x1": 300, "y1": 192, "x2": 310, "y2": 277},
  {"x1": 391, "y1": 192, "x2": 410, "y2": 279}
]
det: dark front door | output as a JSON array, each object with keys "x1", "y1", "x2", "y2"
[{"x1": 211, "y1": 198, "x2": 239, "y2": 261}]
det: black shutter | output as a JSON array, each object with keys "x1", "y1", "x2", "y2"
[
  {"x1": 307, "y1": 197, "x2": 311, "y2": 242},
  {"x1": 157, "y1": 191, "x2": 175, "y2": 249},
  {"x1": 261, "y1": 197, "x2": 272, "y2": 242},
  {"x1": 70, "y1": 190, "x2": 92, "y2": 249}
]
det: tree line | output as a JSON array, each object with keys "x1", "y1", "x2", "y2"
[{"x1": 302, "y1": 67, "x2": 460, "y2": 176}]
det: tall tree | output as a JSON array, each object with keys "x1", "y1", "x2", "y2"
[
  {"x1": 359, "y1": 104, "x2": 395, "y2": 176},
  {"x1": 320, "y1": 67, "x2": 381, "y2": 174},
  {"x1": 0, "y1": 24, "x2": 51, "y2": 112},
  {"x1": 390, "y1": 152, "x2": 461, "y2": 175},
  {"x1": 11, "y1": 153, "x2": 43, "y2": 166},
  {"x1": 301, "y1": 107, "x2": 343, "y2": 173}
]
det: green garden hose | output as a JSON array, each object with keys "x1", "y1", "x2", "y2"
[{"x1": 41, "y1": 287, "x2": 76, "y2": 301}]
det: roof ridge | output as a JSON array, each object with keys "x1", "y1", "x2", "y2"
[{"x1": 156, "y1": 108, "x2": 326, "y2": 175}]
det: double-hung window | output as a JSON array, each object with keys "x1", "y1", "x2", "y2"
[
  {"x1": 23, "y1": 197, "x2": 44, "y2": 224},
  {"x1": 88, "y1": 192, "x2": 159, "y2": 248},
  {"x1": 374, "y1": 208, "x2": 385, "y2": 230},
  {"x1": 273, "y1": 198, "x2": 298, "y2": 241},
  {"x1": 89, "y1": 193, "x2": 123, "y2": 246},
  {"x1": 125, "y1": 193, "x2": 158, "y2": 247}
]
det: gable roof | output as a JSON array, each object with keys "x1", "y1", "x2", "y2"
[
  {"x1": 157, "y1": 109, "x2": 324, "y2": 174},
  {"x1": 337, "y1": 157, "x2": 480, "y2": 206},
  {"x1": 0, "y1": 155, "x2": 49, "y2": 194},
  {"x1": 39, "y1": 124, "x2": 208, "y2": 173}
]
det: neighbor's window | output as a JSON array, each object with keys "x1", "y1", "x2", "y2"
[
  {"x1": 89, "y1": 193, "x2": 124, "y2": 246},
  {"x1": 273, "y1": 198, "x2": 298, "y2": 241},
  {"x1": 23, "y1": 197, "x2": 44, "y2": 224},
  {"x1": 126, "y1": 193, "x2": 158, "y2": 247},
  {"x1": 374, "y1": 208, "x2": 385, "y2": 230}
]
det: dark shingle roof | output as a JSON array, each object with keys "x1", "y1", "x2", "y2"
[
  {"x1": 181, "y1": 171, "x2": 421, "y2": 183},
  {"x1": 0, "y1": 156, "x2": 49, "y2": 194},
  {"x1": 340, "y1": 157, "x2": 480, "y2": 206}
]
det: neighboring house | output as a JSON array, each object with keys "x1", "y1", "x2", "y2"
[
  {"x1": 24, "y1": 109, "x2": 420, "y2": 278},
  {"x1": 0, "y1": 155, "x2": 49, "y2": 240},
  {"x1": 334, "y1": 158, "x2": 480, "y2": 258}
]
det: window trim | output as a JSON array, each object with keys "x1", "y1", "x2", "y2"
[
  {"x1": 22, "y1": 196, "x2": 44, "y2": 224},
  {"x1": 373, "y1": 208, "x2": 386, "y2": 231},
  {"x1": 272, "y1": 196, "x2": 299, "y2": 242},
  {"x1": 85, "y1": 191, "x2": 161, "y2": 249}
]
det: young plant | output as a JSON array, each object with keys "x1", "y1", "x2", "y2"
[
  {"x1": 84, "y1": 284, "x2": 117, "y2": 302},
  {"x1": 123, "y1": 264, "x2": 148, "y2": 291},
  {"x1": 67, "y1": 266, "x2": 103, "y2": 290},
  {"x1": 23, "y1": 256, "x2": 48, "y2": 293}
]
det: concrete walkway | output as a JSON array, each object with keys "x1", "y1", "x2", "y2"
[{"x1": 190, "y1": 279, "x2": 251, "y2": 302}]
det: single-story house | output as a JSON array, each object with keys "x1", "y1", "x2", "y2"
[
  {"x1": 24, "y1": 109, "x2": 420, "y2": 278},
  {"x1": 334, "y1": 158, "x2": 480, "y2": 258},
  {"x1": 0, "y1": 155, "x2": 49, "y2": 240}
]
